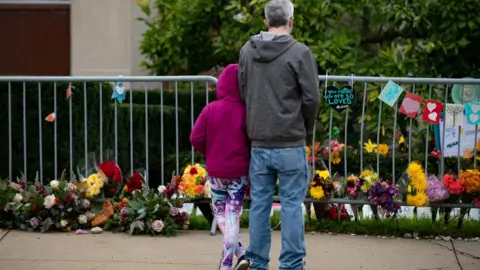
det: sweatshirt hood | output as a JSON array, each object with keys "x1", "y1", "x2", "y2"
[
  {"x1": 216, "y1": 64, "x2": 240, "y2": 101},
  {"x1": 249, "y1": 31, "x2": 296, "y2": 63}
]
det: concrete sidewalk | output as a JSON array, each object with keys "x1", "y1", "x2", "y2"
[{"x1": 0, "y1": 229, "x2": 478, "y2": 270}]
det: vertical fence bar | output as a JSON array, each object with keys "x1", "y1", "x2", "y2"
[
  {"x1": 344, "y1": 103, "x2": 349, "y2": 177},
  {"x1": 474, "y1": 90, "x2": 480, "y2": 170},
  {"x1": 130, "y1": 86, "x2": 134, "y2": 175},
  {"x1": 175, "y1": 82, "x2": 179, "y2": 174},
  {"x1": 84, "y1": 82, "x2": 88, "y2": 173},
  {"x1": 23, "y1": 82, "x2": 27, "y2": 181},
  {"x1": 191, "y1": 82, "x2": 195, "y2": 164},
  {"x1": 424, "y1": 84, "x2": 432, "y2": 175},
  {"x1": 440, "y1": 85, "x2": 449, "y2": 177},
  {"x1": 38, "y1": 83, "x2": 43, "y2": 184},
  {"x1": 376, "y1": 92, "x2": 383, "y2": 174},
  {"x1": 145, "y1": 84, "x2": 149, "y2": 188},
  {"x1": 54, "y1": 83, "x2": 58, "y2": 180},
  {"x1": 327, "y1": 107, "x2": 333, "y2": 173},
  {"x1": 408, "y1": 84, "x2": 416, "y2": 164},
  {"x1": 69, "y1": 83, "x2": 73, "y2": 180},
  {"x1": 457, "y1": 85, "x2": 463, "y2": 174},
  {"x1": 359, "y1": 82, "x2": 368, "y2": 173},
  {"x1": 114, "y1": 96, "x2": 118, "y2": 164},
  {"x1": 392, "y1": 102, "x2": 398, "y2": 184},
  {"x1": 8, "y1": 82, "x2": 12, "y2": 182},
  {"x1": 206, "y1": 81, "x2": 209, "y2": 105},
  {"x1": 99, "y1": 83, "x2": 103, "y2": 162},
  {"x1": 160, "y1": 82, "x2": 164, "y2": 184}
]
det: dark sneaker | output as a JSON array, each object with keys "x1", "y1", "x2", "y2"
[{"x1": 233, "y1": 255, "x2": 250, "y2": 270}]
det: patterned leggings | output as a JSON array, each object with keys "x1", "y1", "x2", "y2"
[{"x1": 210, "y1": 176, "x2": 248, "y2": 269}]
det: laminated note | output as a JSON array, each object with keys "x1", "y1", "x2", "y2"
[
  {"x1": 464, "y1": 102, "x2": 480, "y2": 125},
  {"x1": 378, "y1": 80, "x2": 404, "y2": 107},
  {"x1": 445, "y1": 103, "x2": 464, "y2": 128},
  {"x1": 399, "y1": 92, "x2": 422, "y2": 118}
]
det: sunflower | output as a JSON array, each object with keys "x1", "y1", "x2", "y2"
[
  {"x1": 364, "y1": 139, "x2": 377, "y2": 153},
  {"x1": 310, "y1": 186, "x2": 325, "y2": 199},
  {"x1": 378, "y1": 144, "x2": 389, "y2": 155}
]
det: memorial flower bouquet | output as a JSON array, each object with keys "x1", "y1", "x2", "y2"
[
  {"x1": 97, "y1": 159, "x2": 123, "y2": 198},
  {"x1": 359, "y1": 168, "x2": 378, "y2": 194},
  {"x1": 368, "y1": 179, "x2": 401, "y2": 218},
  {"x1": 346, "y1": 175, "x2": 362, "y2": 199},
  {"x1": 309, "y1": 169, "x2": 332, "y2": 200},
  {"x1": 404, "y1": 162, "x2": 429, "y2": 207},
  {"x1": 426, "y1": 175, "x2": 449, "y2": 202},
  {"x1": 178, "y1": 164, "x2": 211, "y2": 200}
]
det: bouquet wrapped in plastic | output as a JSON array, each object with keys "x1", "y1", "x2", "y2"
[
  {"x1": 368, "y1": 178, "x2": 401, "y2": 218},
  {"x1": 426, "y1": 175, "x2": 449, "y2": 202}
]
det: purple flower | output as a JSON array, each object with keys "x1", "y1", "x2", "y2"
[
  {"x1": 120, "y1": 207, "x2": 128, "y2": 217},
  {"x1": 170, "y1": 207, "x2": 181, "y2": 216},
  {"x1": 30, "y1": 217, "x2": 39, "y2": 228}
]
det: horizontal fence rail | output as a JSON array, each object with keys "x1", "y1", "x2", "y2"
[{"x1": 1, "y1": 75, "x2": 479, "y2": 216}]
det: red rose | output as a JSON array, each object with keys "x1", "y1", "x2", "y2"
[
  {"x1": 125, "y1": 172, "x2": 143, "y2": 193},
  {"x1": 98, "y1": 161, "x2": 123, "y2": 183},
  {"x1": 190, "y1": 167, "x2": 198, "y2": 175},
  {"x1": 64, "y1": 192, "x2": 74, "y2": 203},
  {"x1": 55, "y1": 198, "x2": 61, "y2": 205}
]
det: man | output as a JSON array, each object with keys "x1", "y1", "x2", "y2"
[{"x1": 237, "y1": 0, "x2": 320, "y2": 269}]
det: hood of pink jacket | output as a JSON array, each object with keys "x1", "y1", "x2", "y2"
[{"x1": 216, "y1": 64, "x2": 240, "y2": 101}]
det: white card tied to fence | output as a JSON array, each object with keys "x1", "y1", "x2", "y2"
[{"x1": 445, "y1": 103, "x2": 464, "y2": 128}]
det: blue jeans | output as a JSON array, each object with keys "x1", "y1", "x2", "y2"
[{"x1": 246, "y1": 146, "x2": 309, "y2": 270}]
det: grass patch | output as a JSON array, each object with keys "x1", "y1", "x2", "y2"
[{"x1": 188, "y1": 212, "x2": 480, "y2": 238}]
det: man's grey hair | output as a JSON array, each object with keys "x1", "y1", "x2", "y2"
[{"x1": 264, "y1": 0, "x2": 294, "y2": 28}]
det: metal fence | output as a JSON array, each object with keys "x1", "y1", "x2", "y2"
[{"x1": 0, "y1": 75, "x2": 479, "y2": 209}]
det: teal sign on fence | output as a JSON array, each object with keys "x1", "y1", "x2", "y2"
[{"x1": 323, "y1": 85, "x2": 355, "y2": 112}]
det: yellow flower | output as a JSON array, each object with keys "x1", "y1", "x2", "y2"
[
  {"x1": 306, "y1": 146, "x2": 311, "y2": 157},
  {"x1": 360, "y1": 169, "x2": 374, "y2": 179},
  {"x1": 330, "y1": 152, "x2": 341, "y2": 164},
  {"x1": 399, "y1": 136, "x2": 405, "y2": 144},
  {"x1": 378, "y1": 144, "x2": 389, "y2": 155},
  {"x1": 310, "y1": 186, "x2": 324, "y2": 199},
  {"x1": 195, "y1": 164, "x2": 207, "y2": 178},
  {"x1": 406, "y1": 162, "x2": 427, "y2": 190},
  {"x1": 316, "y1": 169, "x2": 330, "y2": 180},
  {"x1": 86, "y1": 185, "x2": 100, "y2": 198},
  {"x1": 406, "y1": 162, "x2": 422, "y2": 178},
  {"x1": 406, "y1": 191, "x2": 429, "y2": 207},
  {"x1": 364, "y1": 139, "x2": 377, "y2": 153}
]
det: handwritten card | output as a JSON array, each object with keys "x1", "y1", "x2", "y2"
[
  {"x1": 378, "y1": 80, "x2": 404, "y2": 107},
  {"x1": 323, "y1": 85, "x2": 355, "y2": 113},
  {"x1": 399, "y1": 92, "x2": 422, "y2": 118},
  {"x1": 445, "y1": 104, "x2": 464, "y2": 128}
]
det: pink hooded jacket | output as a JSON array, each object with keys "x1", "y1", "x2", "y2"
[{"x1": 190, "y1": 64, "x2": 250, "y2": 179}]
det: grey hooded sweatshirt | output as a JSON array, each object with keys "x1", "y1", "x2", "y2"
[{"x1": 238, "y1": 32, "x2": 320, "y2": 147}]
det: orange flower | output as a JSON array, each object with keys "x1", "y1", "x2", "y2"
[
  {"x1": 194, "y1": 185, "x2": 204, "y2": 196},
  {"x1": 460, "y1": 170, "x2": 480, "y2": 193}
]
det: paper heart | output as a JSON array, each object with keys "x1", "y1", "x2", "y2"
[
  {"x1": 471, "y1": 104, "x2": 480, "y2": 113},
  {"x1": 426, "y1": 102, "x2": 436, "y2": 112},
  {"x1": 470, "y1": 114, "x2": 479, "y2": 123},
  {"x1": 428, "y1": 112, "x2": 438, "y2": 121},
  {"x1": 402, "y1": 98, "x2": 420, "y2": 114}
]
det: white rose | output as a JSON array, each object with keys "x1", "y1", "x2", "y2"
[
  {"x1": 60, "y1": 219, "x2": 68, "y2": 228},
  {"x1": 43, "y1": 194, "x2": 56, "y2": 209},
  {"x1": 50, "y1": 180, "x2": 60, "y2": 189},
  {"x1": 157, "y1": 185, "x2": 166, "y2": 193},
  {"x1": 78, "y1": 214, "x2": 88, "y2": 224},
  {"x1": 13, "y1": 193, "x2": 23, "y2": 203},
  {"x1": 151, "y1": 220, "x2": 165, "y2": 232}
]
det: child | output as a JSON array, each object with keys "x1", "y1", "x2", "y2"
[{"x1": 190, "y1": 64, "x2": 250, "y2": 270}]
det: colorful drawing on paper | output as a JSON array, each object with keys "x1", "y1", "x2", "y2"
[
  {"x1": 465, "y1": 102, "x2": 480, "y2": 125},
  {"x1": 444, "y1": 103, "x2": 464, "y2": 128},
  {"x1": 323, "y1": 85, "x2": 355, "y2": 112},
  {"x1": 399, "y1": 92, "x2": 422, "y2": 118},
  {"x1": 421, "y1": 100, "x2": 443, "y2": 124},
  {"x1": 378, "y1": 80, "x2": 404, "y2": 107},
  {"x1": 434, "y1": 114, "x2": 480, "y2": 157}
]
